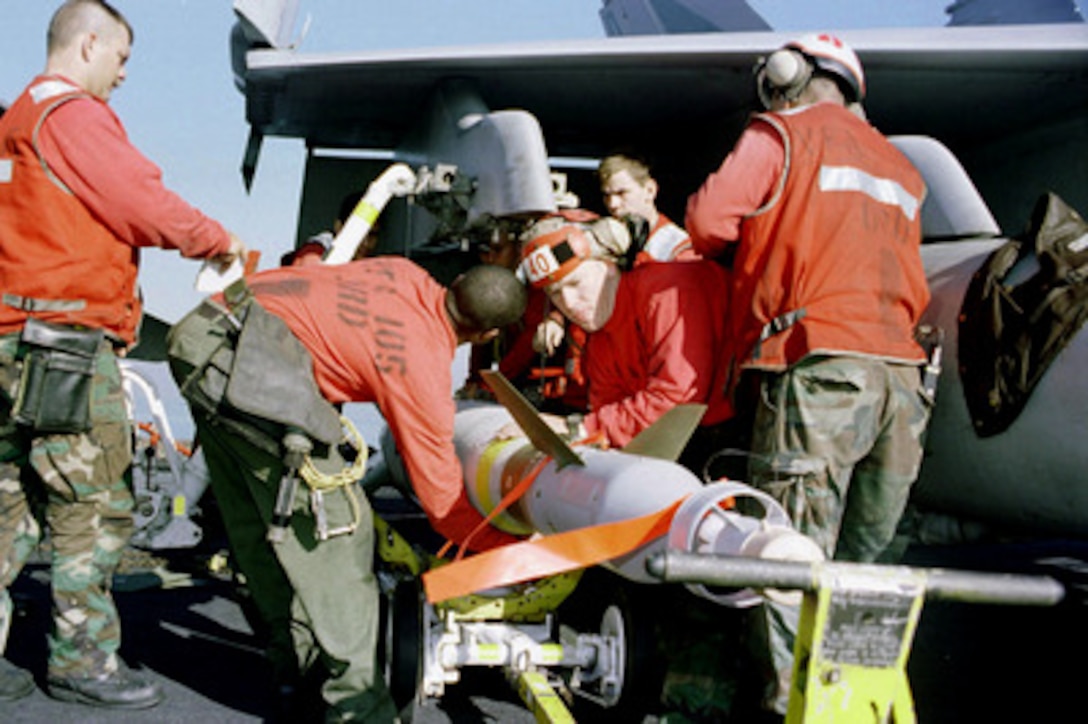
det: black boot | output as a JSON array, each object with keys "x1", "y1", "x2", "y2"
[
  {"x1": 47, "y1": 662, "x2": 163, "y2": 709},
  {"x1": 0, "y1": 658, "x2": 35, "y2": 702}
]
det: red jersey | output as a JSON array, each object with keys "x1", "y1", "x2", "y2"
[
  {"x1": 0, "y1": 75, "x2": 230, "y2": 343},
  {"x1": 244, "y1": 257, "x2": 518, "y2": 551},
  {"x1": 582, "y1": 260, "x2": 734, "y2": 447}
]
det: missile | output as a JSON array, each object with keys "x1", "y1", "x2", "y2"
[{"x1": 422, "y1": 371, "x2": 824, "y2": 605}]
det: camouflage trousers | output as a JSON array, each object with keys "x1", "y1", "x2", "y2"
[
  {"x1": 0, "y1": 331, "x2": 134, "y2": 678},
  {"x1": 746, "y1": 355, "x2": 932, "y2": 714}
]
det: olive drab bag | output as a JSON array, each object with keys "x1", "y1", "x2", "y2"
[
  {"x1": 166, "y1": 285, "x2": 342, "y2": 454},
  {"x1": 958, "y1": 192, "x2": 1088, "y2": 437}
]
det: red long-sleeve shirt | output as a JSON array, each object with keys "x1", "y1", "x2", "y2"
[
  {"x1": 685, "y1": 121, "x2": 784, "y2": 259},
  {"x1": 35, "y1": 75, "x2": 230, "y2": 258},
  {"x1": 0, "y1": 74, "x2": 231, "y2": 341},
  {"x1": 245, "y1": 257, "x2": 518, "y2": 551},
  {"x1": 581, "y1": 260, "x2": 734, "y2": 447}
]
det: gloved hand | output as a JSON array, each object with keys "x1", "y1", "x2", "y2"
[
  {"x1": 492, "y1": 412, "x2": 570, "y2": 441},
  {"x1": 209, "y1": 232, "x2": 249, "y2": 272},
  {"x1": 532, "y1": 317, "x2": 566, "y2": 356}
]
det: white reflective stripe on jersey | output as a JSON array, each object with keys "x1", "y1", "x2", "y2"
[
  {"x1": 644, "y1": 222, "x2": 690, "y2": 261},
  {"x1": 0, "y1": 159, "x2": 11, "y2": 184},
  {"x1": 29, "y1": 79, "x2": 81, "y2": 104},
  {"x1": 819, "y1": 165, "x2": 920, "y2": 221}
]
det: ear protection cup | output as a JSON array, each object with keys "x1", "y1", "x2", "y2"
[{"x1": 756, "y1": 48, "x2": 812, "y2": 109}]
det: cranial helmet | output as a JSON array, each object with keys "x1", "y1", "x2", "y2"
[
  {"x1": 519, "y1": 213, "x2": 631, "y2": 289},
  {"x1": 520, "y1": 217, "x2": 593, "y2": 289},
  {"x1": 756, "y1": 33, "x2": 865, "y2": 108}
]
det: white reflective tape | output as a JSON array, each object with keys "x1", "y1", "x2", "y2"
[
  {"x1": 0, "y1": 159, "x2": 11, "y2": 184},
  {"x1": 644, "y1": 223, "x2": 689, "y2": 261},
  {"x1": 819, "y1": 165, "x2": 920, "y2": 221},
  {"x1": 29, "y1": 79, "x2": 80, "y2": 104},
  {"x1": 521, "y1": 244, "x2": 561, "y2": 285}
]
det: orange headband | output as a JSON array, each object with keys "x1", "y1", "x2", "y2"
[{"x1": 520, "y1": 225, "x2": 592, "y2": 289}]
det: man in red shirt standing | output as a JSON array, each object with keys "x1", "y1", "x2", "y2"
[
  {"x1": 168, "y1": 259, "x2": 526, "y2": 722},
  {"x1": 686, "y1": 34, "x2": 931, "y2": 718},
  {"x1": 0, "y1": 0, "x2": 245, "y2": 709}
]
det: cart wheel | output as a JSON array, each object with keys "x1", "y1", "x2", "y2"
[
  {"x1": 573, "y1": 579, "x2": 665, "y2": 721},
  {"x1": 380, "y1": 576, "x2": 423, "y2": 710}
]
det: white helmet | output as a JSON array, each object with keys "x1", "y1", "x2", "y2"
[
  {"x1": 788, "y1": 33, "x2": 865, "y2": 101},
  {"x1": 756, "y1": 33, "x2": 865, "y2": 108}
]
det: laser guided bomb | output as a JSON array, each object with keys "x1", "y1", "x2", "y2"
[
  {"x1": 368, "y1": 371, "x2": 825, "y2": 713},
  {"x1": 373, "y1": 370, "x2": 824, "y2": 605}
]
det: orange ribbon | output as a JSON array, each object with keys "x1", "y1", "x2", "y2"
[
  {"x1": 423, "y1": 498, "x2": 683, "y2": 604},
  {"x1": 438, "y1": 455, "x2": 550, "y2": 560}
]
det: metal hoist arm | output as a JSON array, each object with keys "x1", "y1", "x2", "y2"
[{"x1": 324, "y1": 163, "x2": 418, "y2": 264}]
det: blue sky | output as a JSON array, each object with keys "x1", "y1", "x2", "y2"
[{"x1": 1, "y1": 0, "x2": 949, "y2": 324}]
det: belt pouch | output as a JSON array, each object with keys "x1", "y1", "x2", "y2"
[{"x1": 13, "y1": 318, "x2": 104, "y2": 433}]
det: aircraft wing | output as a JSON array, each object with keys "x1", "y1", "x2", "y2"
[
  {"x1": 238, "y1": 23, "x2": 1088, "y2": 227},
  {"x1": 240, "y1": 24, "x2": 1087, "y2": 159}
]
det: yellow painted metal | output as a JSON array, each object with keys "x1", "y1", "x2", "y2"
[
  {"x1": 374, "y1": 515, "x2": 427, "y2": 576},
  {"x1": 374, "y1": 514, "x2": 584, "y2": 723},
  {"x1": 516, "y1": 669, "x2": 577, "y2": 724},
  {"x1": 787, "y1": 565, "x2": 926, "y2": 723},
  {"x1": 439, "y1": 569, "x2": 584, "y2": 621},
  {"x1": 374, "y1": 513, "x2": 583, "y2": 620},
  {"x1": 474, "y1": 437, "x2": 536, "y2": 535}
]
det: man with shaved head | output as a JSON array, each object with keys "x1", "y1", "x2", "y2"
[
  {"x1": 169, "y1": 259, "x2": 526, "y2": 721},
  {"x1": 0, "y1": 0, "x2": 246, "y2": 709}
]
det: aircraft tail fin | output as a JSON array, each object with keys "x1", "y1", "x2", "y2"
[{"x1": 599, "y1": 0, "x2": 771, "y2": 36}]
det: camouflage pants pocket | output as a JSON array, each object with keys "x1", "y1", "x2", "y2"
[
  {"x1": 750, "y1": 358, "x2": 874, "y2": 558},
  {"x1": 28, "y1": 343, "x2": 133, "y2": 504}
]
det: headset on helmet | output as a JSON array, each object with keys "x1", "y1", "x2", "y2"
[{"x1": 755, "y1": 33, "x2": 865, "y2": 109}]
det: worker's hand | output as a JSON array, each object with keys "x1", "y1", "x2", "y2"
[
  {"x1": 532, "y1": 318, "x2": 566, "y2": 356},
  {"x1": 492, "y1": 420, "x2": 526, "y2": 441},
  {"x1": 455, "y1": 381, "x2": 495, "y2": 402},
  {"x1": 492, "y1": 413, "x2": 569, "y2": 441},
  {"x1": 208, "y1": 232, "x2": 248, "y2": 272},
  {"x1": 539, "y1": 412, "x2": 573, "y2": 436}
]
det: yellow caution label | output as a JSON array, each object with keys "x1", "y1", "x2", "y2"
[
  {"x1": 352, "y1": 200, "x2": 381, "y2": 225},
  {"x1": 475, "y1": 643, "x2": 503, "y2": 664}
]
